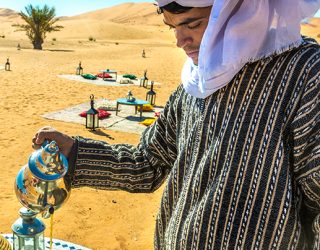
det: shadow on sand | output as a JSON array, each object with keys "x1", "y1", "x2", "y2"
[
  {"x1": 125, "y1": 116, "x2": 145, "y2": 122},
  {"x1": 89, "y1": 129, "x2": 114, "y2": 140},
  {"x1": 46, "y1": 49, "x2": 75, "y2": 52}
]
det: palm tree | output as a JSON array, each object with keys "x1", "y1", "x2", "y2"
[{"x1": 12, "y1": 4, "x2": 63, "y2": 50}]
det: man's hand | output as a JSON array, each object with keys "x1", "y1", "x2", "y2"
[{"x1": 32, "y1": 126, "x2": 75, "y2": 158}]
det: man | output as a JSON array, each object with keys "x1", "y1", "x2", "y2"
[{"x1": 33, "y1": 0, "x2": 320, "y2": 249}]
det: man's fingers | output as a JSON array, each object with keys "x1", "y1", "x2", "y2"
[
  {"x1": 32, "y1": 127, "x2": 74, "y2": 158},
  {"x1": 35, "y1": 127, "x2": 55, "y2": 144},
  {"x1": 32, "y1": 143, "x2": 41, "y2": 150}
]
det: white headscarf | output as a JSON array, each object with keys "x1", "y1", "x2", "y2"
[{"x1": 157, "y1": 0, "x2": 320, "y2": 98}]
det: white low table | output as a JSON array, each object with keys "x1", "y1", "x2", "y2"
[{"x1": 2, "y1": 234, "x2": 91, "y2": 250}]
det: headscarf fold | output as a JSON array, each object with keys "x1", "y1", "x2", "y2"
[{"x1": 156, "y1": 0, "x2": 320, "y2": 98}]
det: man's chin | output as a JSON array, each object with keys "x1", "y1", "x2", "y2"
[
  {"x1": 192, "y1": 59, "x2": 198, "y2": 65},
  {"x1": 186, "y1": 50, "x2": 199, "y2": 65}
]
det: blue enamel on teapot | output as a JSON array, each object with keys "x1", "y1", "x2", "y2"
[{"x1": 14, "y1": 141, "x2": 71, "y2": 218}]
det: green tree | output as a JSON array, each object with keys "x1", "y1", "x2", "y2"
[{"x1": 12, "y1": 4, "x2": 63, "y2": 50}]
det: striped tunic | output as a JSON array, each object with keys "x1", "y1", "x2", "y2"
[{"x1": 68, "y1": 38, "x2": 320, "y2": 249}]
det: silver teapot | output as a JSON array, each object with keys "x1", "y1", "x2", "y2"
[{"x1": 15, "y1": 141, "x2": 71, "y2": 218}]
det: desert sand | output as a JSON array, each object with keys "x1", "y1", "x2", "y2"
[{"x1": 0, "y1": 3, "x2": 319, "y2": 249}]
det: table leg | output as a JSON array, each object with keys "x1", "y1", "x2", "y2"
[
  {"x1": 116, "y1": 102, "x2": 119, "y2": 116},
  {"x1": 140, "y1": 105, "x2": 143, "y2": 119},
  {"x1": 135, "y1": 106, "x2": 137, "y2": 114}
]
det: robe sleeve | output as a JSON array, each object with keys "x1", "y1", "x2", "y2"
[{"x1": 66, "y1": 86, "x2": 183, "y2": 193}]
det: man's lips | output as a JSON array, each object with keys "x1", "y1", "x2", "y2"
[{"x1": 186, "y1": 50, "x2": 199, "y2": 58}]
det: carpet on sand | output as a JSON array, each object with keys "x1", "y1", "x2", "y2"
[
  {"x1": 58, "y1": 74, "x2": 161, "y2": 87},
  {"x1": 42, "y1": 99, "x2": 163, "y2": 134}
]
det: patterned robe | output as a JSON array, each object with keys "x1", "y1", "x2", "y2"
[{"x1": 68, "y1": 38, "x2": 320, "y2": 249}]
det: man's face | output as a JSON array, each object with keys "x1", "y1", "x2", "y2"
[{"x1": 163, "y1": 7, "x2": 212, "y2": 65}]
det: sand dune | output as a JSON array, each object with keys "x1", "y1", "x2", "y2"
[
  {"x1": 0, "y1": 8, "x2": 17, "y2": 17},
  {"x1": 0, "y1": 3, "x2": 172, "y2": 42},
  {"x1": 0, "y1": 3, "x2": 319, "y2": 250},
  {"x1": 68, "y1": 2, "x2": 163, "y2": 25}
]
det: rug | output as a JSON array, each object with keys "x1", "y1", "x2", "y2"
[
  {"x1": 42, "y1": 99, "x2": 163, "y2": 134},
  {"x1": 58, "y1": 75, "x2": 161, "y2": 87}
]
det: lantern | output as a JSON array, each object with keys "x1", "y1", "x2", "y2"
[
  {"x1": 17, "y1": 43, "x2": 21, "y2": 50},
  {"x1": 146, "y1": 81, "x2": 156, "y2": 105},
  {"x1": 142, "y1": 49, "x2": 146, "y2": 58},
  {"x1": 140, "y1": 70, "x2": 148, "y2": 88},
  {"x1": 12, "y1": 208, "x2": 45, "y2": 250},
  {"x1": 86, "y1": 94, "x2": 99, "y2": 130},
  {"x1": 5, "y1": 58, "x2": 10, "y2": 71},
  {"x1": 126, "y1": 91, "x2": 136, "y2": 102},
  {"x1": 76, "y1": 61, "x2": 83, "y2": 75}
]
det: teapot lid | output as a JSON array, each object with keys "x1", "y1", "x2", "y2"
[{"x1": 28, "y1": 141, "x2": 68, "y2": 181}]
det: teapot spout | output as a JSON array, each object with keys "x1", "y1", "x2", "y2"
[{"x1": 42, "y1": 205, "x2": 55, "y2": 219}]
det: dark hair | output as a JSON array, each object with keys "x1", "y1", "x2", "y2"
[{"x1": 157, "y1": 2, "x2": 193, "y2": 14}]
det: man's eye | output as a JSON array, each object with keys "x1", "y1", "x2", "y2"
[{"x1": 187, "y1": 21, "x2": 201, "y2": 29}]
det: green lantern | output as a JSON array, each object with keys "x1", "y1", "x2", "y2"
[
  {"x1": 76, "y1": 61, "x2": 83, "y2": 75},
  {"x1": 5, "y1": 58, "x2": 10, "y2": 71},
  {"x1": 12, "y1": 208, "x2": 45, "y2": 250},
  {"x1": 146, "y1": 81, "x2": 156, "y2": 105},
  {"x1": 140, "y1": 70, "x2": 148, "y2": 88},
  {"x1": 86, "y1": 94, "x2": 99, "y2": 130}
]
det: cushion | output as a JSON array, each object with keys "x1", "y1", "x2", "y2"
[
  {"x1": 97, "y1": 109, "x2": 111, "y2": 119},
  {"x1": 96, "y1": 73, "x2": 112, "y2": 78},
  {"x1": 139, "y1": 118, "x2": 156, "y2": 126},
  {"x1": 137, "y1": 104, "x2": 154, "y2": 112},
  {"x1": 98, "y1": 105, "x2": 118, "y2": 111},
  {"x1": 154, "y1": 112, "x2": 161, "y2": 117},
  {"x1": 79, "y1": 109, "x2": 111, "y2": 119},
  {"x1": 81, "y1": 74, "x2": 97, "y2": 80},
  {"x1": 120, "y1": 79, "x2": 133, "y2": 84},
  {"x1": 122, "y1": 74, "x2": 137, "y2": 80}
]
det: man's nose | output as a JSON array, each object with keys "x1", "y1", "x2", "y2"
[{"x1": 175, "y1": 28, "x2": 193, "y2": 48}]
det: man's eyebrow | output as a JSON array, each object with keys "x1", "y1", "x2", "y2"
[{"x1": 163, "y1": 17, "x2": 203, "y2": 27}]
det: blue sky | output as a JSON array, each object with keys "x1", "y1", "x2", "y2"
[
  {"x1": 0, "y1": 1, "x2": 319, "y2": 17},
  {"x1": 0, "y1": 0, "x2": 154, "y2": 17}
]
